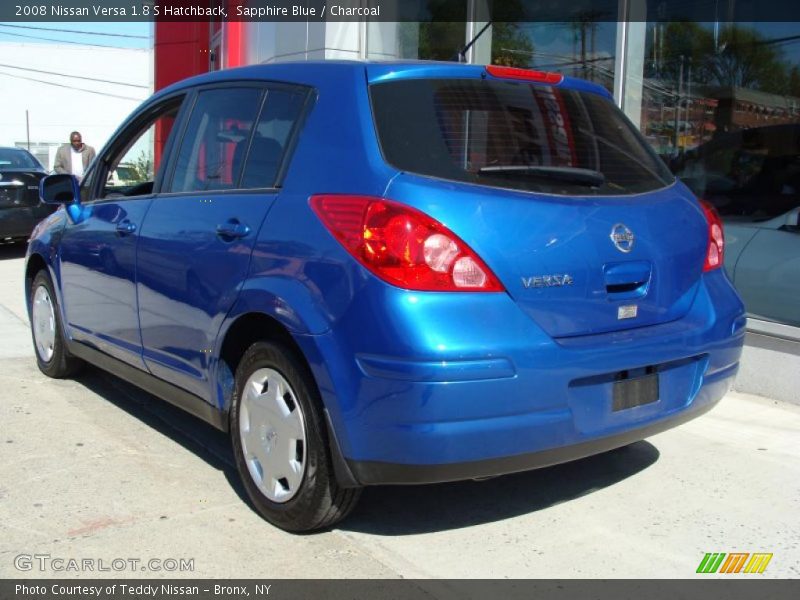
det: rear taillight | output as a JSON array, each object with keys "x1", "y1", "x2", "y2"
[
  {"x1": 700, "y1": 200, "x2": 725, "y2": 272},
  {"x1": 485, "y1": 65, "x2": 564, "y2": 84},
  {"x1": 310, "y1": 195, "x2": 504, "y2": 292}
]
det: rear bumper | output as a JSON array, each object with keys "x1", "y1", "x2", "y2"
[
  {"x1": 346, "y1": 363, "x2": 734, "y2": 485},
  {"x1": 296, "y1": 269, "x2": 745, "y2": 486}
]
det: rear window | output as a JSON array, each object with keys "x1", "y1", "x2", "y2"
[
  {"x1": 370, "y1": 79, "x2": 674, "y2": 196},
  {"x1": 0, "y1": 148, "x2": 40, "y2": 170}
]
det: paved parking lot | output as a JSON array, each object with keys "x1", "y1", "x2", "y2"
[{"x1": 0, "y1": 243, "x2": 798, "y2": 579}]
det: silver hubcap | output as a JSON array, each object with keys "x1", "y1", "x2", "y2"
[
  {"x1": 239, "y1": 368, "x2": 307, "y2": 503},
  {"x1": 32, "y1": 285, "x2": 56, "y2": 363}
]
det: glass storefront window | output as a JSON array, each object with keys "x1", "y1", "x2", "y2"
[
  {"x1": 622, "y1": 20, "x2": 800, "y2": 329},
  {"x1": 489, "y1": 21, "x2": 618, "y2": 94},
  {"x1": 366, "y1": 0, "x2": 466, "y2": 62},
  {"x1": 367, "y1": 21, "x2": 468, "y2": 61},
  {"x1": 637, "y1": 22, "x2": 800, "y2": 162}
]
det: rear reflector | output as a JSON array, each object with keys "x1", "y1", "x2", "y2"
[
  {"x1": 700, "y1": 200, "x2": 725, "y2": 272},
  {"x1": 485, "y1": 65, "x2": 564, "y2": 84},
  {"x1": 310, "y1": 195, "x2": 504, "y2": 292}
]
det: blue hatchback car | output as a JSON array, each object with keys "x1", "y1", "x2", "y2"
[{"x1": 27, "y1": 61, "x2": 745, "y2": 531}]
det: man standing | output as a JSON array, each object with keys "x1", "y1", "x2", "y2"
[{"x1": 53, "y1": 131, "x2": 95, "y2": 180}]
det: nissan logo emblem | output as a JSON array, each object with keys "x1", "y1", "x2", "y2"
[{"x1": 610, "y1": 223, "x2": 635, "y2": 253}]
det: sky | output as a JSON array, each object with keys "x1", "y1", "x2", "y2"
[
  {"x1": 0, "y1": 21, "x2": 152, "y2": 50},
  {"x1": 0, "y1": 22, "x2": 152, "y2": 150}
]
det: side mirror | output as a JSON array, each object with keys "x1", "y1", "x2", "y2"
[{"x1": 40, "y1": 174, "x2": 80, "y2": 205}]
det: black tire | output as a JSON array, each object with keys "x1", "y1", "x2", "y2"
[
  {"x1": 29, "y1": 270, "x2": 83, "y2": 378},
  {"x1": 230, "y1": 341, "x2": 361, "y2": 532}
]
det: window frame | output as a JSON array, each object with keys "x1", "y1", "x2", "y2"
[
  {"x1": 83, "y1": 91, "x2": 190, "y2": 206},
  {"x1": 159, "y1": 80, "x2": 314, "y2": 198}
]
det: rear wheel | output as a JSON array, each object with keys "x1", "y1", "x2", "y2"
[
  {"x1": 29, "y1": 270, "x2": 83, "y2": 378},
  {"x1": 230, "y1": 341, "x2": 361, "y2": 532}
]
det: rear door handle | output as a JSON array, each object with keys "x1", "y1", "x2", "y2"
[
  {"x1": 115, "y1": 220, "x2": 136, "y2": 235},
  {"x1": 216, "y1": 221, "x2": 250, "y2": 240}
]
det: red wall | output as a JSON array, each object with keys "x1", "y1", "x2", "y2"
[
  {"x1": 153, "y1": 7, "x2": 247, "y2": 166},
  {"x1": 154, "y1": 1, "x2": 246, "y2": 92},
  {"x1": 154, "y1": 21, "x2": 211, "y2": 91},
  {"x1": 154, "y1": 22, "x2": 210, "y2": 167}
]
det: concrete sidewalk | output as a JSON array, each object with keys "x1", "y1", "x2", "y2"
[{"x1": 1, "y1": 245, "x2": 798, "y2": 579}]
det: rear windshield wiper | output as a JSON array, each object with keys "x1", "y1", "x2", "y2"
[{"x1": 478, "y1": 165, "x2": 606, "y2": 187}]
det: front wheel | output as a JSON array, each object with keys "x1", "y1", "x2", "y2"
[
  {"x1": 29, "y1": 270, "x2": 83, "y2": 378},
  {"x1": 230, "y1": 341, "x2": 361, "y2": 532}
]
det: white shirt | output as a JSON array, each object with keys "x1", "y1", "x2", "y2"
[{"x1": 70, "y1": 147, "x2": 85, "y2": 179}]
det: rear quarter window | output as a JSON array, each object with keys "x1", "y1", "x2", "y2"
[{"x1": 370, "y1": 78, "x2": 674, "y2": 196}]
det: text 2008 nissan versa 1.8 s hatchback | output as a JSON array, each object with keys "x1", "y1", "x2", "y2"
[{"x1": 27, "y1": 62, "x2": 745, "y2": 531}]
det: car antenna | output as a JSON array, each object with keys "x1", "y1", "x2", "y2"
[{"x1": 454, "y1": 21, "x2": 493, "y2": 63}]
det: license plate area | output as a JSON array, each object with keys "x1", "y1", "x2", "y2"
[{"x1": 612, "y1": 368, "x2": 659, "y2": 411}]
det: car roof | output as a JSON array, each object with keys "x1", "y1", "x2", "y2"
[{"x1": 152, "y1": 60, "x2": 612, "y2": 103}]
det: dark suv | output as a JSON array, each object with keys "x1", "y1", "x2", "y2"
[{"x1": 0, "y1": 147, "x2": 52, "y2": 243}]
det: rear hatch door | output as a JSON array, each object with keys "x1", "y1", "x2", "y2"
[
  {"x1": 384, "y1": 174, "x2": 706, "y2": 338},
  {"x1": 370, "y1": 71, "x2": 708, "y2": 338}
]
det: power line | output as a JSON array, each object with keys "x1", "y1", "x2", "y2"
[
  {"x1": 0, "y1": 70, "x2": 145, "y2": 101},
  {"x1": 0, "y1": 62, "x2": 149, "y2": 89},
  {"x1": 0, "y1": 29, "x2": 148, "y2": 50},
  {"x1": 0, "y1": 23, "x2": 149, "y2": 39}
]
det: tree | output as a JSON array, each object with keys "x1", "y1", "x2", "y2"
[
  {"x1": 413, "y1": 0, "x2": 533, "y2": 66},
  {"x1": 131, "y1": 150, "x2": 153, "y2": 182},
  {"x1": 491, "y1": 23, "x2": 533, "y2": 67},
  {"x1": 644, "y1": 22, "x2": 714, "y2": 85},
  {"x1": 416, "y1": 0, "x2": 468, "y2": 61},
  {"x1": 646, "y1": 22, "x2": 794, "y2": 96},
  {"x1": 708, "y1": 26, "x2": 788, "y2": 93},
  {"x1": 789, "y1": 66, "x2": 800, "y2": 98}
]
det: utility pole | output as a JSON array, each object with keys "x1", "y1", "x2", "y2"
[
  {"x1": 25, "y1": 109, "x2": 30, "y2": 151},
  {"x1": 674, "y1": 55, "x2": 684, "y2": 155},
  {"x1": 687, "y1": 59, "x2": 693, "y2": 146}
]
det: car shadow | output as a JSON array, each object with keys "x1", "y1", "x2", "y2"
[
  {"x1": 73, "y1": 366, "x2": 249, "y2": 506},
  {"x1": 0, "y1": 242, "x2": 27, "y2": 260},
  {"x1": 341, "y1": 441, "x2": 660, "y2": 535},
  {"x1": 74, "y1": 365, "x2": 660, "y2": 535}
]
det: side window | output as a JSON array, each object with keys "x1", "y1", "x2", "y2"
[
  {"x1": 240, "y1": 88, "x2": 307, "y2": 188},
  {"x1": 168, "y1": 87, "x2": 263, "y2": 193},
  {"x1": 99, "y1": 99, "x2": 182, "y2": 200}
]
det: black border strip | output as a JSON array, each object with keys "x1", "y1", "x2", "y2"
[
  {"x1": 3, "y1": 1, "x2": 800, "y2": 23},
  {"x1": 0, "y1": 579, "x2": 795, "y2": 599}
]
